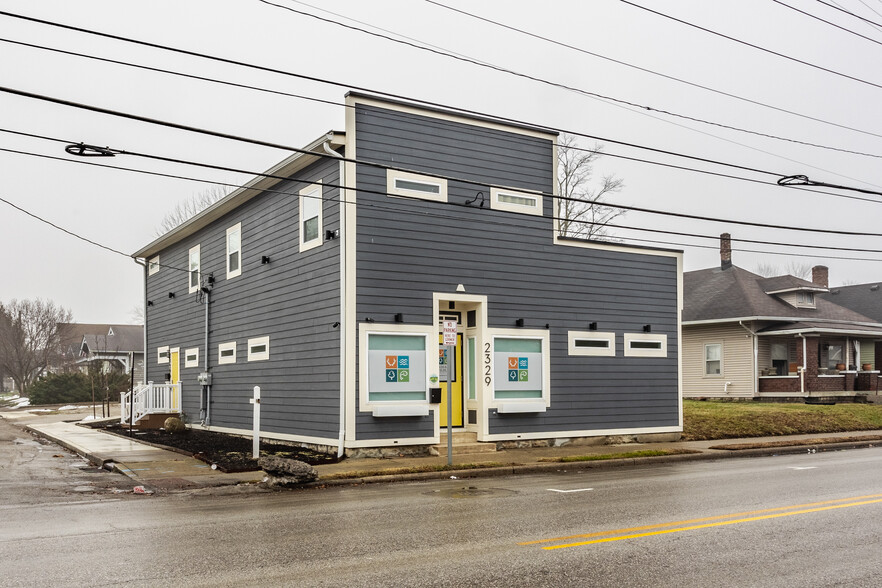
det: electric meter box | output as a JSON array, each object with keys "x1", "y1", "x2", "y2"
[{"x1": 197, "y1": 372, "x2": 212, "y2": 385}]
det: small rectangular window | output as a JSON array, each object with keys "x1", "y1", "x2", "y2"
[
  {"x1": 157, "y1": 346, "x2": 169, "y2": 364},
  {"x1": 387, "y1": 170, "x2": 448, "y2": 203},
  {"x1": 218, "y1": 341, "x2": 236, "y2": 365},
  {"x1": 299, "y1": 183, "x2": 323, "y2": 252},
  {"x1": 226, "y1": 223, "x2": 242, "y2": 279},
  {"x1": 624, "y1": 333, "x2": 668, "y2": 357},
  {"x1": 188, "y1": 245, "x2": 200, "y2": 293},
  {"x1": 705, "y1": 343, "x2": 722, "y2": 375},
  {"x1": 148, "y1": 256, "x2": 160, "y2": 275},
  {"x1": 568, "y1": 331, "x2": 616, "y2": 357},
  {"x1": 491, "y1": 187, "x2": 543, "y2": 216},
  {"x1": 185, "y1": 347, "x2": 199, "y2": 368},
  {"x1": 247, "y1": 336, "x2": 270, "y2": 362}
]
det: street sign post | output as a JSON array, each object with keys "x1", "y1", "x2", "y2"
[{"x1": 442, "y1": 320, "x2": 456, "y2": 465}]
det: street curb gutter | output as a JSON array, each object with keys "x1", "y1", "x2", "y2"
[{"x1": 25, "y1": 424, "x2": 114, "y2": 470}]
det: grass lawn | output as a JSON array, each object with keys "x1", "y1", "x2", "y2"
[{"x1": 683, "y1": 399, "x2": 882, "y2": 441}]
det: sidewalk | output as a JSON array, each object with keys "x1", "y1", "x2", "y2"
[{"x1": 5, "y1": 404, "x2": 882, "y2": 492}]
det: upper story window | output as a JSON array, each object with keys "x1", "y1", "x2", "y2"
[
  {"x1": 148, "y1": 256, "x2": 160, "y2": 275},
  {"x1": 188, "y1": 245, "x2": 200, "y2": 294},
  {"x1": 300, "y1": 183, "x2": 323, "y2": 252},
  {"x1": 796, "y1": 291, "x2": 815, "y2": 308},
  {"x1": 226, "y1": 223, "x2": 242, "y2": 279},
  {"x1": 218, "y1": 341, "x2": 237, "y2": 365},
  {"x1": 491, "y1": 187, "x2": 543, "y2": 216},
  {"x1": 387, "y1": 170, "x2": 448, "y2": 203}
]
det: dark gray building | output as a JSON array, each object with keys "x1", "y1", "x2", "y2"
[{"x1": 132, "y1": 94, "x2": 683, "y2": 456}]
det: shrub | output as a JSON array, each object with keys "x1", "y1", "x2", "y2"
[{"x1": 28, "y1": 373, "x2": 91, "y2": 405}]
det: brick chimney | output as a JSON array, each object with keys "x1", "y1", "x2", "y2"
[
  {"x1": 720, "y1": 233, "x2": 732, "y2": 270},
  {"x1": 812, "y1": 265, "x2": 829, "y2": 288}
]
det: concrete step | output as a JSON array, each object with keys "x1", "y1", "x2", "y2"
[
  {"x1": 439, "y1": 430, "x2": 478, "y2": 445},
  {"x1": 433, "y1": 431, "x2": 497, "y2": 455}
]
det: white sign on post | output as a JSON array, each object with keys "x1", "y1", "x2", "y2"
[
  {"x1": 250, "y1": 386, "x2": 261, "y2": 459},
  {"x1": 443, "y1": 320, "x2": 457, "y2": 346}
]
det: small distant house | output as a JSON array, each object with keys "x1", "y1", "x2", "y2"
[
  {"x1": 682, "y1": 234, "x2": 882, "y2": 400},
  {"x1": 57, "y1": 323, "x2": 144, "y2": 382},
  {"x1": 132, "y1": 93, "x2": 683, "y2": 455},
  {"x1": 820, "y1": 282, "x2": 882, "y2": 370}
]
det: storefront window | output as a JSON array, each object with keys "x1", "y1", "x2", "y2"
[
  {"x1": 366, "y1": 333, "x2": 427, "y2": 402},
  {"x1": 493, "y1": 337, "x2": 543, "y2": 399}
]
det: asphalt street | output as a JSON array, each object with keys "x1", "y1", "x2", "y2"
[{"x1": 2, "y1": 428, "x2": 882, "y2": 587}]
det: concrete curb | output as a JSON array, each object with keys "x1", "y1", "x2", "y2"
[{"x1": 25, "y1": 424, "x2": 113, "y2": 469}]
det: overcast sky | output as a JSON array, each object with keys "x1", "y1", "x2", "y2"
[{"x1": 2, "y1": 0, "x2": 881, "y2": 324}]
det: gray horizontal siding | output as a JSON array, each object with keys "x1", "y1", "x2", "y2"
[
  {"x1": 145, "y1": 158, "x2": 342, "y2": 440},
  {"x1": 353, "y1": 102, "x2": 679, "y2": 439}
]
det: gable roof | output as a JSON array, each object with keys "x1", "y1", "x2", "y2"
[
  {"x1": 820, "y1": 283, "x2": 882, "y2": 323},
  {"x1": 683, "y1": 265, "x2": 878, "y2": 324},
  {"x1": 756, "y1": 275, "x2": 828, "y2": 295},
  {"x1": 59, "y1": 323, "x2": 144, "y2": 354}
]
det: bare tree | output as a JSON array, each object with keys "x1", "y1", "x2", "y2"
[
  {"x1": 754, "y1": 262, "x2": 812, "y2": 280},
  {"x1": 154, "y1": 185, "x2": 231, "y2": 236},
  {"x1": 0, "y1": 299, "x2": 72, "y2": 395},
  {"x1": 556, "y1": 134, "x2": 625, "y2": 239}
]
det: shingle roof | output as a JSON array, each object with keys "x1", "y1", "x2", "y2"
[
  {"x1": 756, "y1": 275, "x2": 827, "y2": 294},
  {"x1": 683, "y1": 266, "x2": 878, "y2": 324},
  {"x1": 819, "y1": 283, "x2": 882, "y2": 322},
  {"x1": 59, "y1": 323, "x2": 143, "y2": 354}
]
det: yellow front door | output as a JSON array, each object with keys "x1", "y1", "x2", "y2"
[
  {"x1": 439, "y1": 333, "x2": 463, "y2": 427},
  {"x1": 170, "y1": 349, "x2": 180, "y2": 384}
]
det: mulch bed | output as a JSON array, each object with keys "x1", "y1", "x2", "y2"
[{"x1": 92, "y1": 422, "x2": 340, "y2": 472}]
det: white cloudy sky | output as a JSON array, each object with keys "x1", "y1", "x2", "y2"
[{"x1": 1, "y1": 0, "x2": 881, "y2": 323}]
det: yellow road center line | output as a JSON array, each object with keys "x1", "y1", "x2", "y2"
[
  {"x1": 519, "y1": 493, "x2": 882, "y2": 546},
  {"x1": 544, "y1": 498, "x2": 882, "y2": 550}
]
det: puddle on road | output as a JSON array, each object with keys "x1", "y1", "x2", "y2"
[{"x1": 425, "y1": 486, "x2": 518, "y2": 499}]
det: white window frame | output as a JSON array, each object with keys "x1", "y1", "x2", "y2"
[
  {"x1": 226, "y1": 223, "x2": 242, "y2": 279},
  {"x1": 188, "y1": 244, "x2": 201, "y2": 294},
  {"x1": 148, "y1": 255, "x2": 160, "y2": 275},
  {"x1": 218, "y1": 341, "x2": 237, "y2": 365},
  {"x1": 623, "y1": 333, "x2": 668, "y2": 357},
  {"x1": 247, "y1": 336, "x2": 270, "y2": 362},
  {"x1": 705, "y1": 343, "x2": 722, "y2": 376},
  {"x1": 358, "y1": 323, "x2": 435, "y2": 415},
  {"x1": 490, "y1": 187, "x2": 543, "y2": 216},
  {"x1": 489, "y1": 328, "x2": 551, "y2": 410},
  {"x1": 299, "y1": 183, "x2": 323, "y2": 253},
  {"x1": 157, "y1": 345, "x2": 169, "y2": 364},
  {"x1": 185, "y1": 347, "x2": 199, "y2": 368},
  {"x1": 568, "y1": 331, "x2": 616, "y2": 357},
  {"x1": 796, "y1": 291, "x2": 816, "y2": 307},
  {"x1": 386, "y1": 169, "x2": 448, "y2": 203}
]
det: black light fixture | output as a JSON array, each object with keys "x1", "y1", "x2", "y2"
[
  {"x1": 332, "y1": 322, "x2": 340, "y2": 328},
  {"x1": 147, "y1": 300, "x2": 154, "y2": 307},
  {"x1": 516, "y1": 318, "x2": 525, "y2": 327},
  {"x1": 365, "y1": 317, "x2": 375, "y2": 323},
  {"x1": 168, "y1": 292, "x2": 175, "y2": 299},
  {"x1": 589, "y1": 322, "x2": 597, "y2": 331},
  {"x1": 261, "y1": 255, "x2": 271, "y2": 264},
  {"x1": 207, "y1": 274, "x2": 215, "y2": 285},
  {"x1": 643, "y1": 324, "x2": 652, "y2": 333},
  {"x1": 325, "y1": 229, "x2": 340, "y2": 240},
  {"x1": 545, "y1": 323, "x2": 550, "y2": 329},
  {"x1": 394, "y1": 313, "x2": 404, "y2": 323}
]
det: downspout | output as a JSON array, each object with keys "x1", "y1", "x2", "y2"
[
  {"x1": 203, "y1": 287, "x2": 211, "y2": 426},
  {"x1": 324, "y1": 139, "x2": 346, "y2": 458},
  {"x1": 738, "y1": 321, "x2": 758, "y2": 396},
  {"x1": 134, "y1": 258, "x2": 148, "y2": 430},
  {"x1": 798, "y1": 334, "x2": 807, "y2": 396}
]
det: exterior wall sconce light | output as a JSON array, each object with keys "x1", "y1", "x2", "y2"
[
  {"x1": 168, "y1": 292, "x2": 175, "y2": 299},
  {"x1": 516, "y1": 318, "x2": 525, "y2": 327},
  {"x1": 643, "y1": 324, "x2": 652, "y2": 332},
  {"x1": 147, "y1": 300, "x2": 154, "y2": 307},
  {"x1": 325, "y1": 229, "x2": 340, "y2": 240},
  {"x1": 261, "y1": 256, "x2": 270, "y2": 264},
  {"x1": 589, "y1": 322, "x2": 597, "y2": 331},
  {"x1": 365, "y1": 317, "x2": 375, "y2": 323},
  {"x1": 394, "y1": 313, "x2": 404, "y2": 323}
]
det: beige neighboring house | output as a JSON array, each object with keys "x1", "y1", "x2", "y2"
[
  {"x1": 683, "y1": 235, "x2": 882, "y2": 400},
  {"x1": 58, "y1": 323, "x2": 145, "y2": 383}
]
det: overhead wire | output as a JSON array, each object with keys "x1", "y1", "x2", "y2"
[{"x1": 771, "y1": 0, "x2": 882, "y2": 46}]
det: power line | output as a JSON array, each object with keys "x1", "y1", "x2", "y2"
[
  {"x1": 425, "y1": 0, "x2": 882, "y2": 145},
  {"x1": 620, "y1": 0, "x2": 882, "y2": 91},
  {"x1": 772, "y1": 0, "x2": 882, "y2": 46},
  {"x1": 818, "y1": 0, "x2": 882, "y2": 28}
]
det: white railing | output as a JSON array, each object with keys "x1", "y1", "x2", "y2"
[{"x1": 121, "y1": 382, "x2": 181, "y2": 425}]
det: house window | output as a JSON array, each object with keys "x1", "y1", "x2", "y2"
[
  {"x1": 185, "y1": 347, "x2": 199, "y2": 368},
  {"x1": 797, "y1": 292, "x2": 814, "y2": 304},
  {"x1": 157, "y1": 346, "x2": 169, "y2": 364},
  {"x1": 299, "y1": 183, "x2": 323, "y2": 252},
  {"x1": 623, "y1": 333, "x2": 668, "y2": 357},
  {"x1": 491, "y1": 187, "x2": 543, "y2": 216},
  {"x1": 705, "y1": 343, "x2": 722, "y2": 375},
  {"x1": 148, "y1": 256, "x2": 160, "y2": 275},
  {"x1": 247, "y1": 336, "x2": 270, "y2": 362},
  {"x1": 218, "y1": 341, "x2": 236, "y2": 365},
  {"x1": 387, "y1": 170, "x2": 448, "y2": 203},
  {"x1": 366, "y1": 333, "x2": 428, "y2": 402},
  {"x1": 493, "y1": 337, "x2": 544, "y2": 399},
  {"x1": 226, "y1": 223, "x2": 242, "y2": 279},
  {"x1": 827, "y1": 343, "x2": 843, "y2": 369},
  {"x1": 771, "y1": 342, "x2": 789, "y2": 375},
  {"x1": 568, "y1": 331, "x2": 616, "y2": 357},
  {"x1": 188, "y1": 245, "x2": 200, "y2": 293}
]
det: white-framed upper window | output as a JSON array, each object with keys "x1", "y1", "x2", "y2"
[
  {"x1": 568, "y1": 331, "x2": 616, "y2": 357},
  {"x1": 490, "y1": 187, "x2": 543, "y2": 216},
  {"x1": 188, "y1": 244, "x2": 200, "y2": 294},
  {"x1": 387, "y1": 169, "x2": 448, "y2": 203},
  {"x1": 705, "y1": 343, "x2": 722, "y2": 376},
  {"x1": 624, "y1": 333, "x2": 668, "y2": 357},
  {"x1": 157, "y1": 345, "x2": 169, "y2": 364},
  {"x1": 299, "y1": 183, "x2": 323, "y2": 252},
  {"x1": 218, "y1": 341, "x2": 236, "y2": 365},
  {"x1": 148, "y1": 255, "x2": 160, "y2": 275},
  {"x1": 185, "y1": 347, "x2": 199, "y2": 368},
  {"x1": 226, "y1": 223, "x2": 242, "y2": 279},
  {"x1": 796, "y1": 291, "x2": 816, "y2": 308},
  {"x1": 247, "y1": 336, "x2": 270, "y2": 362}
]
